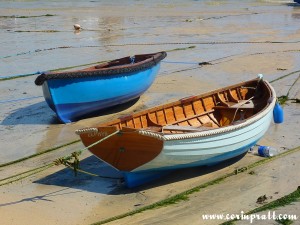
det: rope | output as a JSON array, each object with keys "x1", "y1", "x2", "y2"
[
  {"x1": 63, "y1": 164, "x2": 120, "y2": 179},
  {"x1": 2, "y1": 41, "x2": 300, "y2": 59},
  {"x1": 54, "y1": 130, "x2": 120, "y2": 176},
  {"x1": 0, "y1": 71, "x2": 42, "y2": 81},
  {"x1": 270, "y1": 69, "x2": 300, "y2": 83},
  {"x1": 277, "y1": 74, "x2": 300, "y2": 105},
  {"x1": 231, "y1": 96, "x2": 255, "y2": 124},
  {"x1": 0, "y1": 130, "x2": 120, "y2": 186},
  {"x1": 162, "y1": 60, "x2": 200, "y2": 65},
  {"x1": 104, "y1": 41, "x2": 300, "y2": 46},
  {"x1": 2, "y1": 48, "x2": 299, "y2": 81},
  {"x1": 0, "y1": 164, "x2": 54, "y2": 187},
  {"x1": 0, "y1": 96, "x2": 43, "y2": 104},
  {"x1": 0, "y1": 61, "x2": 108, "y2": 81}
]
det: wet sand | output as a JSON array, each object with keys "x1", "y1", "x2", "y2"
[{"x1": 1, "y1": 1, "x2": 300, "y2": 225}]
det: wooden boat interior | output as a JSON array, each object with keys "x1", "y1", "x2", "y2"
[
  {"x1": 100, "y1": 79, "x2": 271, "y2": 134},
  {"x1": 92, "y1": 53, "x2": 161, "y2": 70},
  {"x1": 38, "y1": 52, "x2": 164, "y2": 77}
]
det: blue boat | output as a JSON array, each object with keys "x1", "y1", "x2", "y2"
[
  {"x1": 76, "y1": 75, "x2": 278, "y2": 188},
  {"x1": 35, "y1": 52, "x2": 167, "y2": 123}
]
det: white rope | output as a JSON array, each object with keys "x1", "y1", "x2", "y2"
[{"x1": 75, "y1": 127, "x2": 98, "y2": 135}]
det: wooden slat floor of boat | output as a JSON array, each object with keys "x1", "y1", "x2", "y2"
[{"x1": 142, "y1": 109, "x2": 219, "y2": 134}]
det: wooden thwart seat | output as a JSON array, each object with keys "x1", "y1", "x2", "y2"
[
  {"x1": 162, "y1": 122, "x2": 214, "y2": 132},
  {"x1": 214, "y1": 99, "x2": 255, "y2": 110}
]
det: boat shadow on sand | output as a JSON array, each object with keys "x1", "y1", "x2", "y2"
[
  {"x1": 1, "y1": 101, "x2": 60, "y2": 125},
  {"x1": 1, "y1": 97, "x2": 140, "y2": 125},
  {"x1": 34, "y1": 152, "x2": 248, "y2": 195}
]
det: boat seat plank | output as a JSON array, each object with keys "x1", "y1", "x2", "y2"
[
  {"x1": 162, "y1": 124, "x2": 213, "y2": 132},
  {"x1": 231, "y1": 100, "x2": 255, "y2": 109},
  {"x1": 214, "y1": 100, "x2": 255, "y2": 110}
]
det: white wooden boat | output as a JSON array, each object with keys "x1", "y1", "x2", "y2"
[{"x1": 76, "y1": 75, "x2": 276, "y2": 187}]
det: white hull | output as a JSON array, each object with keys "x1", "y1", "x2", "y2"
[{"x1": 134, "y1": 98, "x2": 275, "y2": 172}]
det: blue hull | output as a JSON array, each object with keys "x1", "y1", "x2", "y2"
[
  {"x1": 123, "y1": 140, "x2": 256, "y2": 188},
  {"x1": 42, "y1": 64, "x2": 161, "y2": 123}
]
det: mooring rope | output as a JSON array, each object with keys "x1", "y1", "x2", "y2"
[
  {"x1": 0, "y1": 130, "x2": 121, "y2": 186},
  {"x1": 276, "y1": 74, "x2": 300, "y2": 105},
  {"x1": 230, "y1": 96, "x2": 255, "y2": 124},
  {"x1": 0, "y1": 96, "x2": 43, "y2": 104},
  {"x1": 161, "y1": 60, "x2": 200, "y2": 65},
  {"x1": 2, "y1": 47, "x2": 300, "y2": 81},
  {"x1": 105, "y1": 41, "x2": 300, "y2": 46},
  {"x1": 0, "y1": 60, "x2": 106, "y2": 81},
  {"x1": 53, "y1": 130, "x2": 120, "y2": 177},
  {"x1": 2, "y1": 41, "x2": 300, "y2": 59}
]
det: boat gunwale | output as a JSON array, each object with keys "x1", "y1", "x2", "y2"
[{"x1": 34, "y1": 51, "x2": 167, "y2": 85}]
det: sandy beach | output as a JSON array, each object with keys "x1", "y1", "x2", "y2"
[{"x1": 1, "y1": 0, "x2": 300, "y2": 224}]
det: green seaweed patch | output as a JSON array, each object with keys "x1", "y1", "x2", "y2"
[
  {"x1": 277, "y1": 96, "x2": 300, "y2": 105},
  {"x1": 278, "y1": 95, "x2": 289, "y2": 105},
  {"x1": 92, "y1": 147, "x2": 300, "y2": 225},
  {"x1": 248, "y1": 170, "x2": 256, "y2": 175},
  {"x1": 235, "y1": 166, "x2": 248, "y2": 174},
  {"x1": 221, "y1": 222, "x2": 236, "y2": 225},
  {"x1": 276, "y1": 218, "x2": 294, "y2": 225},
  {"x1": 91, "y1": 175, "x2": 231, "y2": 225},
  {"x1": 248, "y1": 187, "x2": 300, "y2": 214},
  {"x1": 221, "y1": 187, "x2": 300, "y2": 225}
]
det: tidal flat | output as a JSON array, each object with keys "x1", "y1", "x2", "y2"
[{"x1": 0, "y1": 1, "x2": 300, "y2": 224}]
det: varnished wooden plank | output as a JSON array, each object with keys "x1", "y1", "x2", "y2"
[
  {"x1": 192, "y1": 100, "x2": 204, "y2": 114},
  {"x1": 183, "y1": 103, "x2": 195, "y2": 118},
  {"x1": 164, "y1": 107, "x2": 176, "y2": 124},
  {"x1": 156, "y1": 110, "x2": 167, "y2": 125},
  {"x1": 202, "y1": 96, "x2": 217, "y2": 110},
  {"x1": 173, "y1": 105, "x2": 185, "y2": 121}
]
